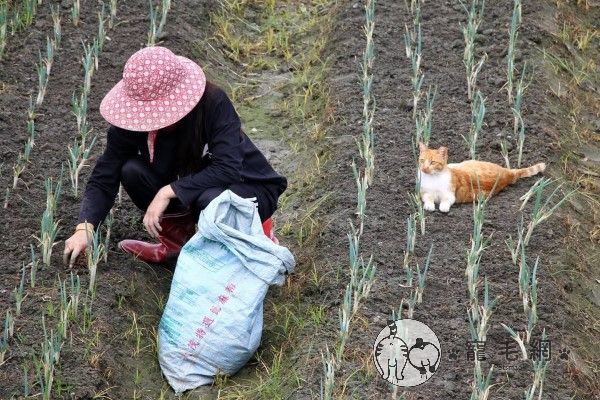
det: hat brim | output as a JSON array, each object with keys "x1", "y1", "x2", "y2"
[{"x1": 99, "y1": 56, "x2": 206, "y2": 132}]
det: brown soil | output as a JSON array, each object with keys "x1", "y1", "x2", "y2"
[
  {"x1": 0, "y1": 0, "x2": 597, "y2": 399},
  {"x1": 291, "y1": 0, "x2": 593, "y2": 399}
]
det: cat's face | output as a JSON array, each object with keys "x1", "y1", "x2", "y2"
[{"x1": 418, "y1": 143, "x2": 448, "y2": 175}]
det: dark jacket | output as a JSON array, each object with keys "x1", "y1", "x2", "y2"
[{"x1": 78, "y1": 83, "x2": 287, "y2": 227}]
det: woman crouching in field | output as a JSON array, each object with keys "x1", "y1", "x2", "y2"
[{"x1": 63, "y1": 46, "x2": 287, "y2": 266}]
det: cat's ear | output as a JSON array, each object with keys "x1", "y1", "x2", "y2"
[
  {"x1": 418, "y1": 142, "x2": 427, "y2": 153},
  {"x1": 438, "y1": 147, "x2": 448, "y2": 157}
]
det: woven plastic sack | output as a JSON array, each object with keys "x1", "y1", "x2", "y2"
[{"x1": 158, "y1": 190, "x2": 295, "y2": 393}]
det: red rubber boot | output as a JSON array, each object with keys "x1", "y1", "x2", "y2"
[
  {"x1": 118, "y1": 211, "x2": 197, "y2": 263},
  {"x1": 262, "y1": 217, "x2": 279, "y2": 244}
]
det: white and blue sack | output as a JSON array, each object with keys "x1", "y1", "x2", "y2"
[{"x1": 158, "y1": 190, "x2": 295, "y2": 393}]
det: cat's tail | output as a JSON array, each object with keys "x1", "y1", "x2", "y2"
[{"x1": 512, "y1": 162, "x2": 546, "y2": 180}]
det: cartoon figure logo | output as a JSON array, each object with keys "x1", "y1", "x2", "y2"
[{"x1": 373, "y1": 319, "x2": 441, "y2": 387}]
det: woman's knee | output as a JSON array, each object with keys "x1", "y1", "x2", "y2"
[{"x1": 120, "y1": 158, "x2": 147, "y2": 188}]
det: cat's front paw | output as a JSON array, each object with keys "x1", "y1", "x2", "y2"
[
  {"x1": 424, "y1": 202, "x2": 435, "y2": 211},
  {"x1": 439, "y1": 203, "x2": 451, "y2": 213}
]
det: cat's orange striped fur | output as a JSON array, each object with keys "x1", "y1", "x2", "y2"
[{"x1": 418, "y1": 142, "x2": 546, "y2": 212}]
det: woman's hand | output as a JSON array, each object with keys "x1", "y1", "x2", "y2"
[
  {"x1": 63, "y1": 223, "x2": 94, "y2": 267},
  {"x1": 144, "y1": 185, "x2": 177, "y2": 238}
]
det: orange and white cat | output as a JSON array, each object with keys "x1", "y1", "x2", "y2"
[{"x1": 418, "y1": 142, "x2": 546, "y2": 212}]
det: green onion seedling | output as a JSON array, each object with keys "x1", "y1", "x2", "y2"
[
  {"x1": 156, "y1": 0, "x2": 171, "y2": 40},
  {"x1": 462, "y1": 90, "x2": 486, "y2": 160},
  {"x1": 461, "y1": 0, "x2": 486, "y2": 100},
  {"x1": 519, "y1": 178, "x2": 574, "y2": 246},
  {"x1": 15, "y1": 263, "x2": 28, "y2": 315},
  {"x1": 109, "y1": 0, "x2": 118, "y2": 29},
  {"x1": 72, "y1": 0, "x2": 80, "y2": 27},
  {"x1": 50, "y1": 4, "x2": 61, "y2": 48},
  {"x1": 4, "y1": 309, "x2": 14, "y2": 340},
  {"x1": 0, "y1": 4, "x2": 7, "y2": 60},
  {"x1": 36, "y1": 51, "x2": 48, "y2": 106},
  {"x1": 506, "y1": 0, "x2": 521, "y2": 105},
  {"x1": 70, "y1": 272, "x2": 81, "y2": 319},
  {"x1": 98, "y1": 3, "x2": 106, "y2": 51},
  {"x1": 500, "y1": 323, "x2": 527, "y2": 360},
  {"x1": 506, "y1": 214, "x2": 524, "y2": 264},
  {"x1": 85, "y1": 223, "x2": 106, "y2": 294},
  {"x1": 525, "y1": 329, "x2": 549, "y2": 400},
  {"x1": 0, "y1": 337, "x2": 7, "y2": 365},
  {"x1": 513, "y1": 63, "x2": 529, "y2": 167},
  {"x1": 415, "y1": 245, "x2": 433, "y2": 304},
  {"x1": 500, "y1": 139, "x2": 510, "y2": 168},
  {"x1": 29, "y1": 244, "x2": 38, "y2": 287},
  {"x1": 321, "y1": 347, "x2": 335, "y2": 400},
  {"x1": 147, "y1": 0, "x2": 158, "y2": 46}
]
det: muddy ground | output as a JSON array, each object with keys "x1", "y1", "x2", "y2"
[
  {"x1": 0, "y1": 0, "x2": 598, "y2": 399},
  {"x1": 292, "y1": 0, "x2": 596, "y2": 399}
]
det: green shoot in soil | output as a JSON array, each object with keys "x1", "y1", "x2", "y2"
[
  {"x1": 519, "y1": 178, "x2": 574, "y2": 246},
  {"x1": 500, "y1": 323, "x2": 527, "y2": 360},
  {"x1": 403, "y1": 0, "x2": 423, "y2": 119},
  {"x1": 0, "y1": 3, "x2": 7, "y2": 60},
  {"x1": 38, "y1": 176, "x2": 62, "y2": 266},
  {"x1": 14, "y1": 263, "x2": 27, "y2": 315},
  {"x1": 461, "y1": 0, "x2": 486, "y2": 100},
  {"x1": 29, "y1": 244, "x2": 38, "y2": 288},
  {"x1": 50, "y1": 4, "x2": 61, "y2": 48},
  {"x1": 513, "y1": 63, "x2": 529, "y2": 167},
  {"x1": 322, "y1": 1, "x2": 377, "y2": 398},
  {"x1": 97, "y1": 3, "x2": 106, "y2": 52},
  {"x1": 71, "y1": 0, "x2": 80, "y2": 27},
  {"x1": 463, "y1": 89, "x2": 486, "y2": 159},
  {"x1": 86, "y1": 224, "x2": 106, "y2": 294},
  {"x1": 109, "y1": 0, "x2": 118, "y2": 29},
  {"x1": 506, "y1": 0, "x2": 521, "y2": 105}
]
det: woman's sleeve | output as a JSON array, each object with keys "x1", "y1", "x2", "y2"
[
  {"x1": 78, "y1": 126, "x2": 135, "y2": 227},
  {"x1": 170, "y1": 92, "x2": 244, "y2": 207}
]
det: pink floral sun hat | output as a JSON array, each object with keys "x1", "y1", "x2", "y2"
[{"x1": 100, "y1": 46, "x2": 206, "y2": 132}]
